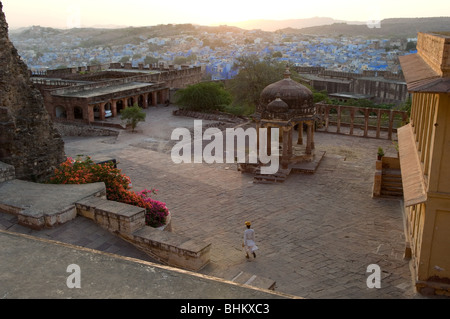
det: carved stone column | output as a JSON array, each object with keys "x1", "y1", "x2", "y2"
[
  {"x1": 288, "y1": 126, "x2": 293, "y2": 156},
  {"x1": 281, "y1": 126, "x2": 290, "y2": 169},
  {"x1": 297, "y1": 121, "x2": 303, "y2": 145},
  {"x1": 306, "y1": 122, "x2": 312, "y2": 155}
]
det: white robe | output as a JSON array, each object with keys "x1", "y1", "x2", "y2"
[{"x1": 244, "y1": 228, "x2": 258, "y2": 253}]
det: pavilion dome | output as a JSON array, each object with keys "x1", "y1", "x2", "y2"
[{"x1": 257, "y1": 67, "x2": 315, "y2": 120}]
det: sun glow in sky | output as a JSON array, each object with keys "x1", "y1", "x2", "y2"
[{"x1": 2, "y1": 0, "x2": 450, "y2": 29}]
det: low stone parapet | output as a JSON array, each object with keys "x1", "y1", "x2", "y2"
[
  {"x1": 75, "y1": 196, "x2": 145, "y2": 234},
  {"x1": 124, "y1": 226, "x2": 211, "y2": 272},
  {"x1": 75, "y1": 196, "x2": 211, "y2": 271}
]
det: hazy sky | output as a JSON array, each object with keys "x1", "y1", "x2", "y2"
[{"x1": 2, "y1": 0, "x2": 450, "y2": 29}]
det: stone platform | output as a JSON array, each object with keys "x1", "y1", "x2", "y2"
[
  {"x1": 290, "y1": 150, "x2": 326, "y2": 174},
  {"x1": 0, "y1": 179, "x2": 106, "y2": 229},
  {"x1": 253, "y1": 150, "x2": 326, "y2": 184}
]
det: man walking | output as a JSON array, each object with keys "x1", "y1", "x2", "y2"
[{"x1": 243, "y1": 221, "x2": 258, "y2": 259}]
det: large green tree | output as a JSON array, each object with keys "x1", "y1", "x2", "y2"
[
  {"x1": 174, "y1": 81, "x2": 232, "y2": 112},
  {"x1": 226, "y1": 55, "x2": 288, "y2": 108}
]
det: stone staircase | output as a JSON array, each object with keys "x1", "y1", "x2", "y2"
[
  {"x1": 253, "y1": 168, "x2": 291, "y2": 184},
  {"x1": 381, "y1": 169, "x2": 404, "y2": 198}
]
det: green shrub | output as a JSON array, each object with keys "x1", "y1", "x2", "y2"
[{"x1": 175, "y1": 81, "x2": 232, "y2": 112}]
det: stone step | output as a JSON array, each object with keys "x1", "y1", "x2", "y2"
[
  {"x1": 253, "y1": 175, "x2": 287, "y2": 184},
  {"x1": 382, "y1": 180, "x2": 403, "y2": 187},
  {"x1": 382, "y1": 169, "x2": 402, "y2": 178},
  {"x1": 381, "y1": 188, "x2": 403, "y2": 195},
  {"x1": 230, "y1": 271, "x2": 276, "y2": 291},
  {"x1": 380, "y1": 190, "x2": 404, "y2": 197},
  {"x1": 253, "y1": 168, "x2": 289, "y2": 184},
  {"x1": 382, "y1": 173, "x2": 402, "y2": 178}
]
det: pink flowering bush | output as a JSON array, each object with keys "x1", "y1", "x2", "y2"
[
  {"x1": 137, "y1": 189, "x2": 169, "y2": 228},
  {"x1": 47, "y1": 156, "x2": 169, "y2": 227}
]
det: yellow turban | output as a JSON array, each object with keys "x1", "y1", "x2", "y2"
[{"x1": 245, "y1": 221, "x2": 251, "y2": 226}]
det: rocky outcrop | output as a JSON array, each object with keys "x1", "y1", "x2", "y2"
[{"x1": 0, "y1": 2, "x2": 65, "y2": 182}]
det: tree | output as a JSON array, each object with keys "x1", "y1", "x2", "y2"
[
  {"x1": 144, "y1": 55, "x2": 158, "y2": 66},
  {"x1": 120, "y1": 104, "x2": 146, "y2": 132},
  {"x1": 406, "y1": 41, "x2": 417, "y2": 51},
  {"x1": 173, "y1": 56, "x2": 188, "y2": 65},
  {"x1": 226, "y1": 55, "x2": 287, "y2": 108},
  {"x1": 272, "y1": 51, "x2": 283, "y2": 58},
  {"x1": 174, "y1": 82, "x2": 232, "y2": 112}
]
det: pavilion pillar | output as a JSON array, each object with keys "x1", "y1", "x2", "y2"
[
  {"x1": 281, "y1": 127, "x2": 290, "y2": 170},
  {"x1": 122, "y1": 98, "x2": 128, "y2": 109},
  {"x1": 288, "y1": 126, "x2": 293, "y2": 157},
  {"x1": 311, "y1": 121, "x2": 315, "y2": 150},
  {"x1": 297, "y1": 122, "x2": 303, "y2": 145},
  {"x1": 256, "y1": 121, "x2": 261, "y2": 152},
  {"x1": 306, "y1": 122, "x2": 312, "y2": 155}
]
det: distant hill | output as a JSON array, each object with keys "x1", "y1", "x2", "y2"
[
  {"x1": 10, "y1": 17, "x2": 450, "y2": 48},
  {"x1": 231, "y1": 17, "x2": 365, "y2": 32},
  {"x1": 289, "y1": 17, "x2": 450, "y2": 38},
  {"x1": 9, "y1": 23, "x2": 251, "y2": 48}
]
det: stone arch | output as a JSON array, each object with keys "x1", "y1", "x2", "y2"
[
  {"x1": 147, "y1": 94, "x2": 153, "y2": 106},
  {"x1": 116, "y1": 100, "x2": 124, "y2": 114},
  {"x1": 55, "y1": 105, "x2": 67, "y2": 119},
  {"x1": 93, "y1": 105, "x2": 100, "y2": 119},
  {"x1": 127, "y1": 97, "x2": 134, "y2": 107},
  {"x1": 74, "y1": 106, "x2": 83, "y2": 120},
  {"x1": 157, "y1": 91, "x2": 163, "y2": 104},
  {"x1": 138, "y1": 95, "x2": 144, "y2": 108}
]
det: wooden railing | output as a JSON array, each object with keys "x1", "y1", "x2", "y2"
[{"x1": 315, "y1": 103, "x2": 409, "y2": 140}]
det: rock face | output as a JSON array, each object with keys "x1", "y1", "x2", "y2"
[{"x1": 0, "y1": 2, "x2": 65, "y2": 182}]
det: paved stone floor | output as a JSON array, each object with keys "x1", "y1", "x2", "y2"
[{"x1": 0, "y1": 106, "x2": 436, "y2": 299}]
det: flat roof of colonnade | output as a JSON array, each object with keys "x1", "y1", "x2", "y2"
[{"x1": 52, "y1": 82, "x2": 156, "y2": 99}]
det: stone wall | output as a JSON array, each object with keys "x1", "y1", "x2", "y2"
[
  {"x1": 0, "y1": 2, "x2": 65, "y2": 182},
  {"x1": 295, "y1": 66, "x2": 409, "y2": 104},
  {"x1": 417, "y1": 32, "x2": 450, "y2": 77},
  {"x1": 0, "y1": 161, "x2": 15, "y2": 183},
  {"x1": 54, "y1": 122, "x2": 120, "y2": 137}
]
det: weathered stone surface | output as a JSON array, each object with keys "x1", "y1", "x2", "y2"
[{"x1": 0, "y1": 2, "x2": 64, "y2": 182}]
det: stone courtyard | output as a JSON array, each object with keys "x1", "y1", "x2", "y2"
[{"x1": 49, "y1": 104, "x2": 424, "y2": 299}]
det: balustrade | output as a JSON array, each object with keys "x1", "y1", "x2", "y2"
[{"x1": 315, "y1": 103, "x2": 409, "y2": 140}]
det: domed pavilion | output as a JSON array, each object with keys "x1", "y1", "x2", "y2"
[{"x1": 254, "y1": 66, "x2": 320, "y2": 172}]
